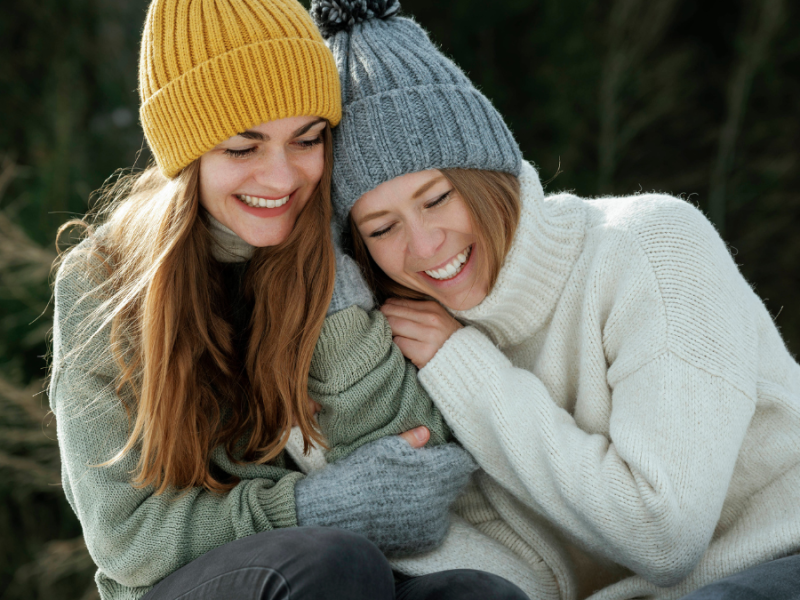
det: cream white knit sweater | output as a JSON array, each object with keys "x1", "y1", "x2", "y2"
[{"x1": 418, "y1": 161, "x2": 800, "y2": 599}]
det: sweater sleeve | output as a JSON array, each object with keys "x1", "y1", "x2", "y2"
[
  {"x1": 418, "y1": 198, "x2": 759, "y2": 587},
  {"x1": 50, "y1": 248, "x2": 301, "y2": 591},
  {"x1": 309, "y1": 306, "x2": 451, "y2": 463}
]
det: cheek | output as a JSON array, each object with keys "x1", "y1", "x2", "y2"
[
  {"x1": 368, "y1": 240, "x2": 407, "y2": 280},
  {"x1": 296, "y1": 148, "x2": 325, "y2": 187},
  {"x1": 447, "y1": 201, "x2": 475, "y2": 237},
  {"x1": 199, "y1": 158, "x2": 242, "y2": 208}
]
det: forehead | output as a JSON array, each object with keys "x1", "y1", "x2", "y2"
[
  {"x1": 227, "y1": 115, "x2": 325, "y2": 142},
  {"x1": 355, "y1": 169, "x2": 445, "y2": 213}
]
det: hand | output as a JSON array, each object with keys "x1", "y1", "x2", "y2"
[
  {"x1": 294, "y1": 437, "x2": 477, "y2": 557},
  {"x1": 380, "y1": 298, "x2": 463, "y2": 368},
  {"x1": 398, "y1": 426, "x2": 430, "y2": 448},
  {"x1": 292, "y1": 398, "x2": 321, "y2": 427}
]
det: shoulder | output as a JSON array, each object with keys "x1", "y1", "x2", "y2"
[
  {"x1": 585, "y1": 193, "x2": 713, "y2": 240},
  {"x1": 583, "y1": 193, "x2": 735, "y2": 276},
  {"x1": 585, "y1": 194, "x2": 759, "y2": 391},
  {"x1": 54, "y1": 231, "x2": 112, "y2": 298},
  {"x1": 51, "y1": 231, "x2": 117, "y2": 378}
]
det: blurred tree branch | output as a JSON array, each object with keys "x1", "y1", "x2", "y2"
[
  {"x1": 598, "y1": 0, "x2": 681, "y2": 193},
  {"x1": 708, "y1": 0, "x2": 785, "y2": 236}
]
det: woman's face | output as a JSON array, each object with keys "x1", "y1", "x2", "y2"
[
  {"x1": 351, "y1": 169, "x2": 489, "y2": 310},
  {"x1": 199, "y1": 115, "x2": 326, "y2": 247}
]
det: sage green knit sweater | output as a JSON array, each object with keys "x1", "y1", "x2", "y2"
[{"x1": 49, "y1": 243, "x2": 449, "y2": 600}]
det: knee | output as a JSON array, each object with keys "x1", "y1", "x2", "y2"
[
  {"x1": 301, "y1": 527, "x2": 390, "y2": 575},
  {"x1": 291, "y1": 527, "x2": 394, "y2": 597},
  {"x1": 420, "y1": 570, "x2": 529, "y2": 600}
]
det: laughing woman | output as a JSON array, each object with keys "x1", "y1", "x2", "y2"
[
  {"x1": 47, "y1": 1, "x2": 493, "y2": 599},
  {"x1": 316, "y1": 1, "x2": 800, "y2": 599}
]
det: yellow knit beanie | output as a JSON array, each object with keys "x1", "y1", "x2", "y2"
[{"x1": 139, "y1": 0, "x2": 341, "y2": 178}]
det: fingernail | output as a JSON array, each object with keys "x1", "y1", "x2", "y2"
[{"x1": 413, "y1": 427, "x2": 427, "y2": 443}]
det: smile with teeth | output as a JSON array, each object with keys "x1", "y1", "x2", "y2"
[
  {"x1": 424, "y1": 246, "x2": 472, "y2": 281},
  {"x1": 237, "y1": 194, "x2": 290, "y2": 208}
]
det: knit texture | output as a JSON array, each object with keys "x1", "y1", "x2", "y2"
[
  {"x1": 207, "y1": 214, "x2": 256, "y2": 263},
  {"x1": 309, "y1": 0, "x2": 522, "y2": 223},
  {"x1": 295, "y1": 436, "x2": 477, "y2": 557},
  {"x1": 418, "y1": 161, "x2": 800, "y2": 599},
  {"x1": 205, "y1": 211, "x2": 373, "y2": 314},
  {"x1": 139, "y1": 0, "x2": 341, "y2": 178},
  {"x1": 50, "y1": 248, "x2": 300, "y2": 600},
  {"x1": 309, "y1": 305, "x2": 449, "y2": 460},
  {"x1": 50, "y1": 224, "x2": 464, "y2": 600},
  {"x1": 328, "y1": 220, "x2": 375, "y2": 314}
]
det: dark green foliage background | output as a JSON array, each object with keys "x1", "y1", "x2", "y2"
[{"x1": 0, "y1": 0, "x2": 797, "y2": 597}]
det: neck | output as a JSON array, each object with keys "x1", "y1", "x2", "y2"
[
  {"x1": 207, "y1": 213, "x2": 256, "y2": 263},
  {"x1": 451, "y1": 161, "x2": 587, "y2": 347}
]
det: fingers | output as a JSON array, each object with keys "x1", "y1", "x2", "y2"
[
  {"x1": 398, "y1": 426, "x2": 430, "y2": 448},
  {"x1": 384, "y1": 315, "x2": 438, "y2": 343},
  {"x1": 392, "y1": 335, "x2": 435, "y2": 368},
  {"x1": 380, "y1": 299, "x2": 445, "y2": 325}
]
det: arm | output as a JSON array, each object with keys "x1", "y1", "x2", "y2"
[
  {"x1": 309, "y1": 306, "x2": 451, "y2": 462},
  {"x1": 49, "y1": 248, "x2": 300, "y2": 589},
  {"x1": 410, "y1": 198, "x2": 759, "y2": 585},
  {"x1": 420, "y1": 332, "x2": 755, "y2": 586},
  {"x1": 52, "y1": 367, "x2": 300, "y2": 589}
]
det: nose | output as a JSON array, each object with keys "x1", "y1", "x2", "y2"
[
  {"x1": 252, "y1": 147, "x2": 295, "y2": 196},
  {"x1": 406, "y1": 218, "x2": 445, "y2": 260}
]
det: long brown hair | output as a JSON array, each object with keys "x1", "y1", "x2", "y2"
[
  {"x1": 56, "y1": 125, "x2": 335, "y2": 495},
  {"x1": 351, "y1": 168, "x2": 521, "y2": 305}
]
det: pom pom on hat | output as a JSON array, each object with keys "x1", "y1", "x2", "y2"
[
  {"x1": 317, "y1": 0, "x2": 523, "y2": 223},
  {"x1": 311, "y1": 0, "x2": 401, "y2": 38}
]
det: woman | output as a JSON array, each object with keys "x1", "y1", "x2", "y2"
[
  {"x1": 48, "y1": 1, "x2": 526, "y2": 599},
  {"x1": 315, "y1": 1, "x2": 800, "y2": 599}
]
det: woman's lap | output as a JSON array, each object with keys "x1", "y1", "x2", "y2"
[
  {"x1": 395, "y1": 569, "x2": 528, "y2": 600},
  {"x1": 141, "y1": 527, "x2": 393, "y2": 600},
  {"x1": 679, "y1": 554, "x2": 800, "y2": 600},
  {"x1": 141, "y1": 527, "x2": 529, "y2": 600}
]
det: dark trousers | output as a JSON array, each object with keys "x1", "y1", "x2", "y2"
[
  {"x1": 679, "y1": 554, "x2": 800, "y2": 600},
  {"x1": 142, "y1": 527, "x2": 529, "y2": 600}
]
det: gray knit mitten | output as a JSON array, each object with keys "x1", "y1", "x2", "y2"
[
  {"x1": 328, "y1": 221, "x2": 374, "y2": 315},
  {"x1": 294, "y1": 436, "x2": 477, "y2": 557}
]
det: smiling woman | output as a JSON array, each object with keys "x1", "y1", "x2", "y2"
[
  {"x1": 200, "y1": 116, "x2": 328, "y2": 247},
  {"x1": 319, "y1": 1, "x2": 800, "y2": 599},
  {"x1": 46, "y1": 0, "x2": 484, "y2": 599},
  {"x1": 351, "y1": 168, "x2": 519, "y2": 311}
]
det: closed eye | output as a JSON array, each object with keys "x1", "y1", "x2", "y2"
[
  {"x1": 425, "y1": 189, "x2": 453, "y2": 209},
  {"x1": 295, "y1": 136, "x2": 323, "y2": 149},
  {"x1": 369, "y1": 223, "x2": 395, "y2": 239},
  {"x1": 224, "y1": 147, "x2": 257, "y2": 158}
]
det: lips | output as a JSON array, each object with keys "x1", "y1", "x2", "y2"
[
  {"x1": 236, "y1": 194, "x2": 290, "y2": 208},
  {"x1": 423, "y1": 246, "x2": 472, "y2": 280}
]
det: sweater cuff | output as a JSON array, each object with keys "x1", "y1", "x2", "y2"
[
  {"x1": 419, "y1": 326, "x2": 513, "y2": 431},
  {"x1": 309, "y1": 306, "x2": 391, "y2": 391},
  {"x1": 258, "y1": 471, "x2": 304, "y2": 530}
]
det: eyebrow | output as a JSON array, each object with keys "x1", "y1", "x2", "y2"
[
  {"x1": 236, "y1": 118, "x2": 326, "y2": 142},
  {"x1": 357, "y1": 176, "x2": 448, "y2": 226},
  {"x1": 357, "y1": 209, "x2": 391, "y2": 226},
  {"x1": 412, "y1": 176, "x2": 446, "y2": 199}
]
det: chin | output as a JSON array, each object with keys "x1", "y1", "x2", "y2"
[{"x1": 237, "y1": 225, "x2": 294, "y2": 248}]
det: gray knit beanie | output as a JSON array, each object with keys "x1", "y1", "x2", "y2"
[{"x1": 310, "y1": 0, "x2": 522, "y2": 224}]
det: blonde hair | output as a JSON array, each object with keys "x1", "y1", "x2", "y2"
[
  {"x1": 351, "y1": 168, "x2": 521, "y2": 304},
  {"x1": 56, "y1": 125, "x2": 335, "y2": 495}
]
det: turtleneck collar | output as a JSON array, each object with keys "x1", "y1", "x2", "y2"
[
  {"x1": 452, "y1": 161, "x2": 587, "y2": 348},
  {"x1": 207, "y1": 213, "x2": 256, "y2": 263}
]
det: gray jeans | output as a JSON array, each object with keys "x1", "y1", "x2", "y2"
[
  {"x1": 679, "y1": 554, "x2": 800, "y2": 600},
  {"x1": 141, "y1": 527, "x2": 529, "y2": 600}
]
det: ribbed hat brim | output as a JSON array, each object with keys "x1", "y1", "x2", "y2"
[
  {"x1": 331, "y1": 84, "x2": 521, "y2": 222},
  {"x1": 141, "y1": 38, "x2": 341, "y2": 178}
]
